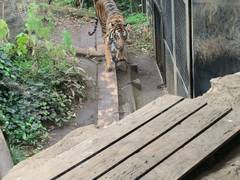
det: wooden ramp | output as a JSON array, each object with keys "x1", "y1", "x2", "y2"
[{"x1": 4, "y1": 95, "x2": 240, "y2": 180}]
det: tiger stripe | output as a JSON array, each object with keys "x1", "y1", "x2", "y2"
[{"x1": 91, "y1": 0, "x2": 128, "y2": 71}]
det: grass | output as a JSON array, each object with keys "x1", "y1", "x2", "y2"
[{"x1": 126, "y1": 13, "x2": 153, "y2": 54}]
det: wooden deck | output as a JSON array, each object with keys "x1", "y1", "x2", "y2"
[{"x1": 4, "y1": 95, "x2": 240, "y2": 180}]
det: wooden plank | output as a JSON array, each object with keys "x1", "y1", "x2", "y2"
[
  {"x1": 4, "y1": 95, "x2": 183, "y2": 180},
  {"x1": 99, "y1": 105, "x2": 231, "y2": 179},
  {"x1": 60, "y1": 99, "x2": 207, "y2": 179},
  {"x1": 97, "y1": 62, "x2": 119, "y2": 128},
  {"x1": 142, "y1": 112, "x2": 239, "y2": 180}
]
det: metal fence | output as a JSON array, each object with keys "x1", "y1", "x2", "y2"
[
  {"x1": 151, "y1": 0, "x2": 191, "y2": 97},
  {"x1": 191, "y1": 0, "x2": 240, "y2": 96},
  {"x1": 149, "y1": 0, "x2": 240, "y2": 97}
]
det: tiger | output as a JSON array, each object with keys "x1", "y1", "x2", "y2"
[{"x1": 89, "y1": 0, "x2": 128, "y2": 72}]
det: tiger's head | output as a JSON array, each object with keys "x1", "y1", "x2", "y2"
[{"x1": 107, "y1": 15, "x2": 128, "y2": 61}]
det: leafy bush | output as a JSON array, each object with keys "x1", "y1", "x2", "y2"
[
  {"x1": 51, "y1": 0, "x2": 80, "y2": 7},
  {"x1": 116, "y1": 0, "x2": 142, "y2": 15},
  {"x1": 0, "y1": 19, "x2": 9, "y2": 43},
  {"x1": 0, "y1": 3, "x2": 86, "y2": 164},
  {"x1": 126, "y1": 13, "x2": 147, "y2": 25},
  {"x1": 64, "y1": 0, "x2": 77, "y2": 6},
  {"x1": 126, "y1": 13, "x2": 153, "y2": 54}
]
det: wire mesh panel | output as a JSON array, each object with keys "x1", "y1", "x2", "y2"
[
  {"x1": 160, "y1": 0, "x2": 191, "y2": 97},
  {"x1": 174, "y1": 0, "x2": 190, "y2": 96},
  {"x1": 152, "y1": 0, "x2": 240, "y2": 97},
  {"x1": 177, "y1": 73, "x2": 188, "y2": 97},
  {"x1": 163, "y1": 0, "x2": 173, "y2": 53},
  {"x1": 165, "y1": 46, "x2": 175, "y2": 94},
  {"x1": 153, "y1": 1, "x2": 166, "y2": 82},
  {"x1": 192, "y1": 0, "x2": 240, "y2": 96}
]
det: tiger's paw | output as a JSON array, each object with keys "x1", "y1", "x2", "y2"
[{"x1": 106, "y1": 65, "x2": 114, "y2": 72}]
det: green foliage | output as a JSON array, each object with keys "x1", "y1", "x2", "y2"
[
  {"x1": 62, "y1": 30, "x2": 75, "y2": 54},
  {"x1": 16, "y1": 33, "x2": 31, "y2": 56},
  {"x1": 52, "y1": 0, "x2": 78, "y2": 7},
  {"x1": 64, "y1": 0, "x2": 76, "y2": 6},
  {"x1": 116, "y1": 0, "x2": 142, "y2": 15},
  {"x1": 25, "y1": 3, "x2": 54, "y2": 39},
  {"x1": 0, "y1": 19, "x2": 9, "y2": 43},
  {"x1": 0, "y1": 3, "x2": 86, "y2": 163},
  {"x1": 9, "y1": 145, "x2": 27, "y2": 164},
  {"x1": 126, "y1": 13, "x2": 153, "y2": 54},
  {"x1": 126, "y1": 13, "x2": 147, "y2": 25}
]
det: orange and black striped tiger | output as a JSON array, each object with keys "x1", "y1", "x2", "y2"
[{"x1": 89, "y1": 0, "x2": 128, "y2": 71}]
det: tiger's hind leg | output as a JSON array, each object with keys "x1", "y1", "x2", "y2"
[{"x1": 104, "y1": 39, "x2": 114, "y2": 72}]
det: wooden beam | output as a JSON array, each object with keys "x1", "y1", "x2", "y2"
[
  {"x1": 99, "y1": 106, "x2": 231, "y2": 179},
  {"x1": 60, "y1": 99, "x2": 206, "y2": 179},
  {"x1": 97, "y1": 62, "x2": 119, "y2": 128}
]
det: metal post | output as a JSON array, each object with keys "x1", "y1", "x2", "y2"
[
  {"x1": 185, "y1": 0, "x2": 191, "y2": 98},
  {"x1": 1, "y1": 0, "x2": 4, "y2": 19},
  {"x1": 171, "y1": 0, "x2": 178, "y2": 95}
]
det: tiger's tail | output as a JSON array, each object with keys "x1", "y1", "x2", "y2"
[{"x1": 88, "y1": 18, "x2": 98, "y2": 36}]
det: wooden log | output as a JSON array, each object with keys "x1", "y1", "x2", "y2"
[{"x1": 97, "y1": 62, "x2": 119, "y2": 128}]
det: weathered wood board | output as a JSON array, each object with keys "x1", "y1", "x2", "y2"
[
  {"x1": 4, "y1": 95, "x2": 182, "y2": 180},
  {"x1": 142, "y1": 112, "x2": 239, "y2": 180},
  {"x1": 97, "y1": 62, "x2": 119, "y2": 128},
  {"x1": 99, "y1": 106, "x2": 231, "y2": 179},
  {"x1": 5, "y1": 94, "x2": 237, "y2": 180},
  {"x1": 60, "y1": 99, "x2": 206, "y2": 179}
]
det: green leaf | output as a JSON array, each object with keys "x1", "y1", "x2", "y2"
[{"x1": 0, "y1": 19, "x2": 9, "y2": 42}]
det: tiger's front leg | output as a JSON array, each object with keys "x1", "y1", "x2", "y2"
[{"x1": 104, "y1": 39, "x2": 113, "y2": 72}]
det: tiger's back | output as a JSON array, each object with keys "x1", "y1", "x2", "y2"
[
  {"x1": 94, "y1": 0, "x2": 123, "y2": 35},
  {"x1": 93, "y1": 0, "x2": 128, "y2": 71}
]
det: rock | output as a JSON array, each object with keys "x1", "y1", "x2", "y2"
[
  {"x1": 202, "y1": 73, "x2": 240, "y2": 108},
  {"x1": 0, "y1": 130, "x2": 13, "y2": 178}
]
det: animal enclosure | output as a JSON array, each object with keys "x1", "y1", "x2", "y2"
[{"x1": 148, "y1": 0, "x2": 240, "y2": 97}]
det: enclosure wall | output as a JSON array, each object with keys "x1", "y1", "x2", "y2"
[
  {"x1": 150, "y1": 0, "x2": 191, "y2": 97},
  {"x1": 191, "y1": 0, "x2": 240, "y2": 96}
]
